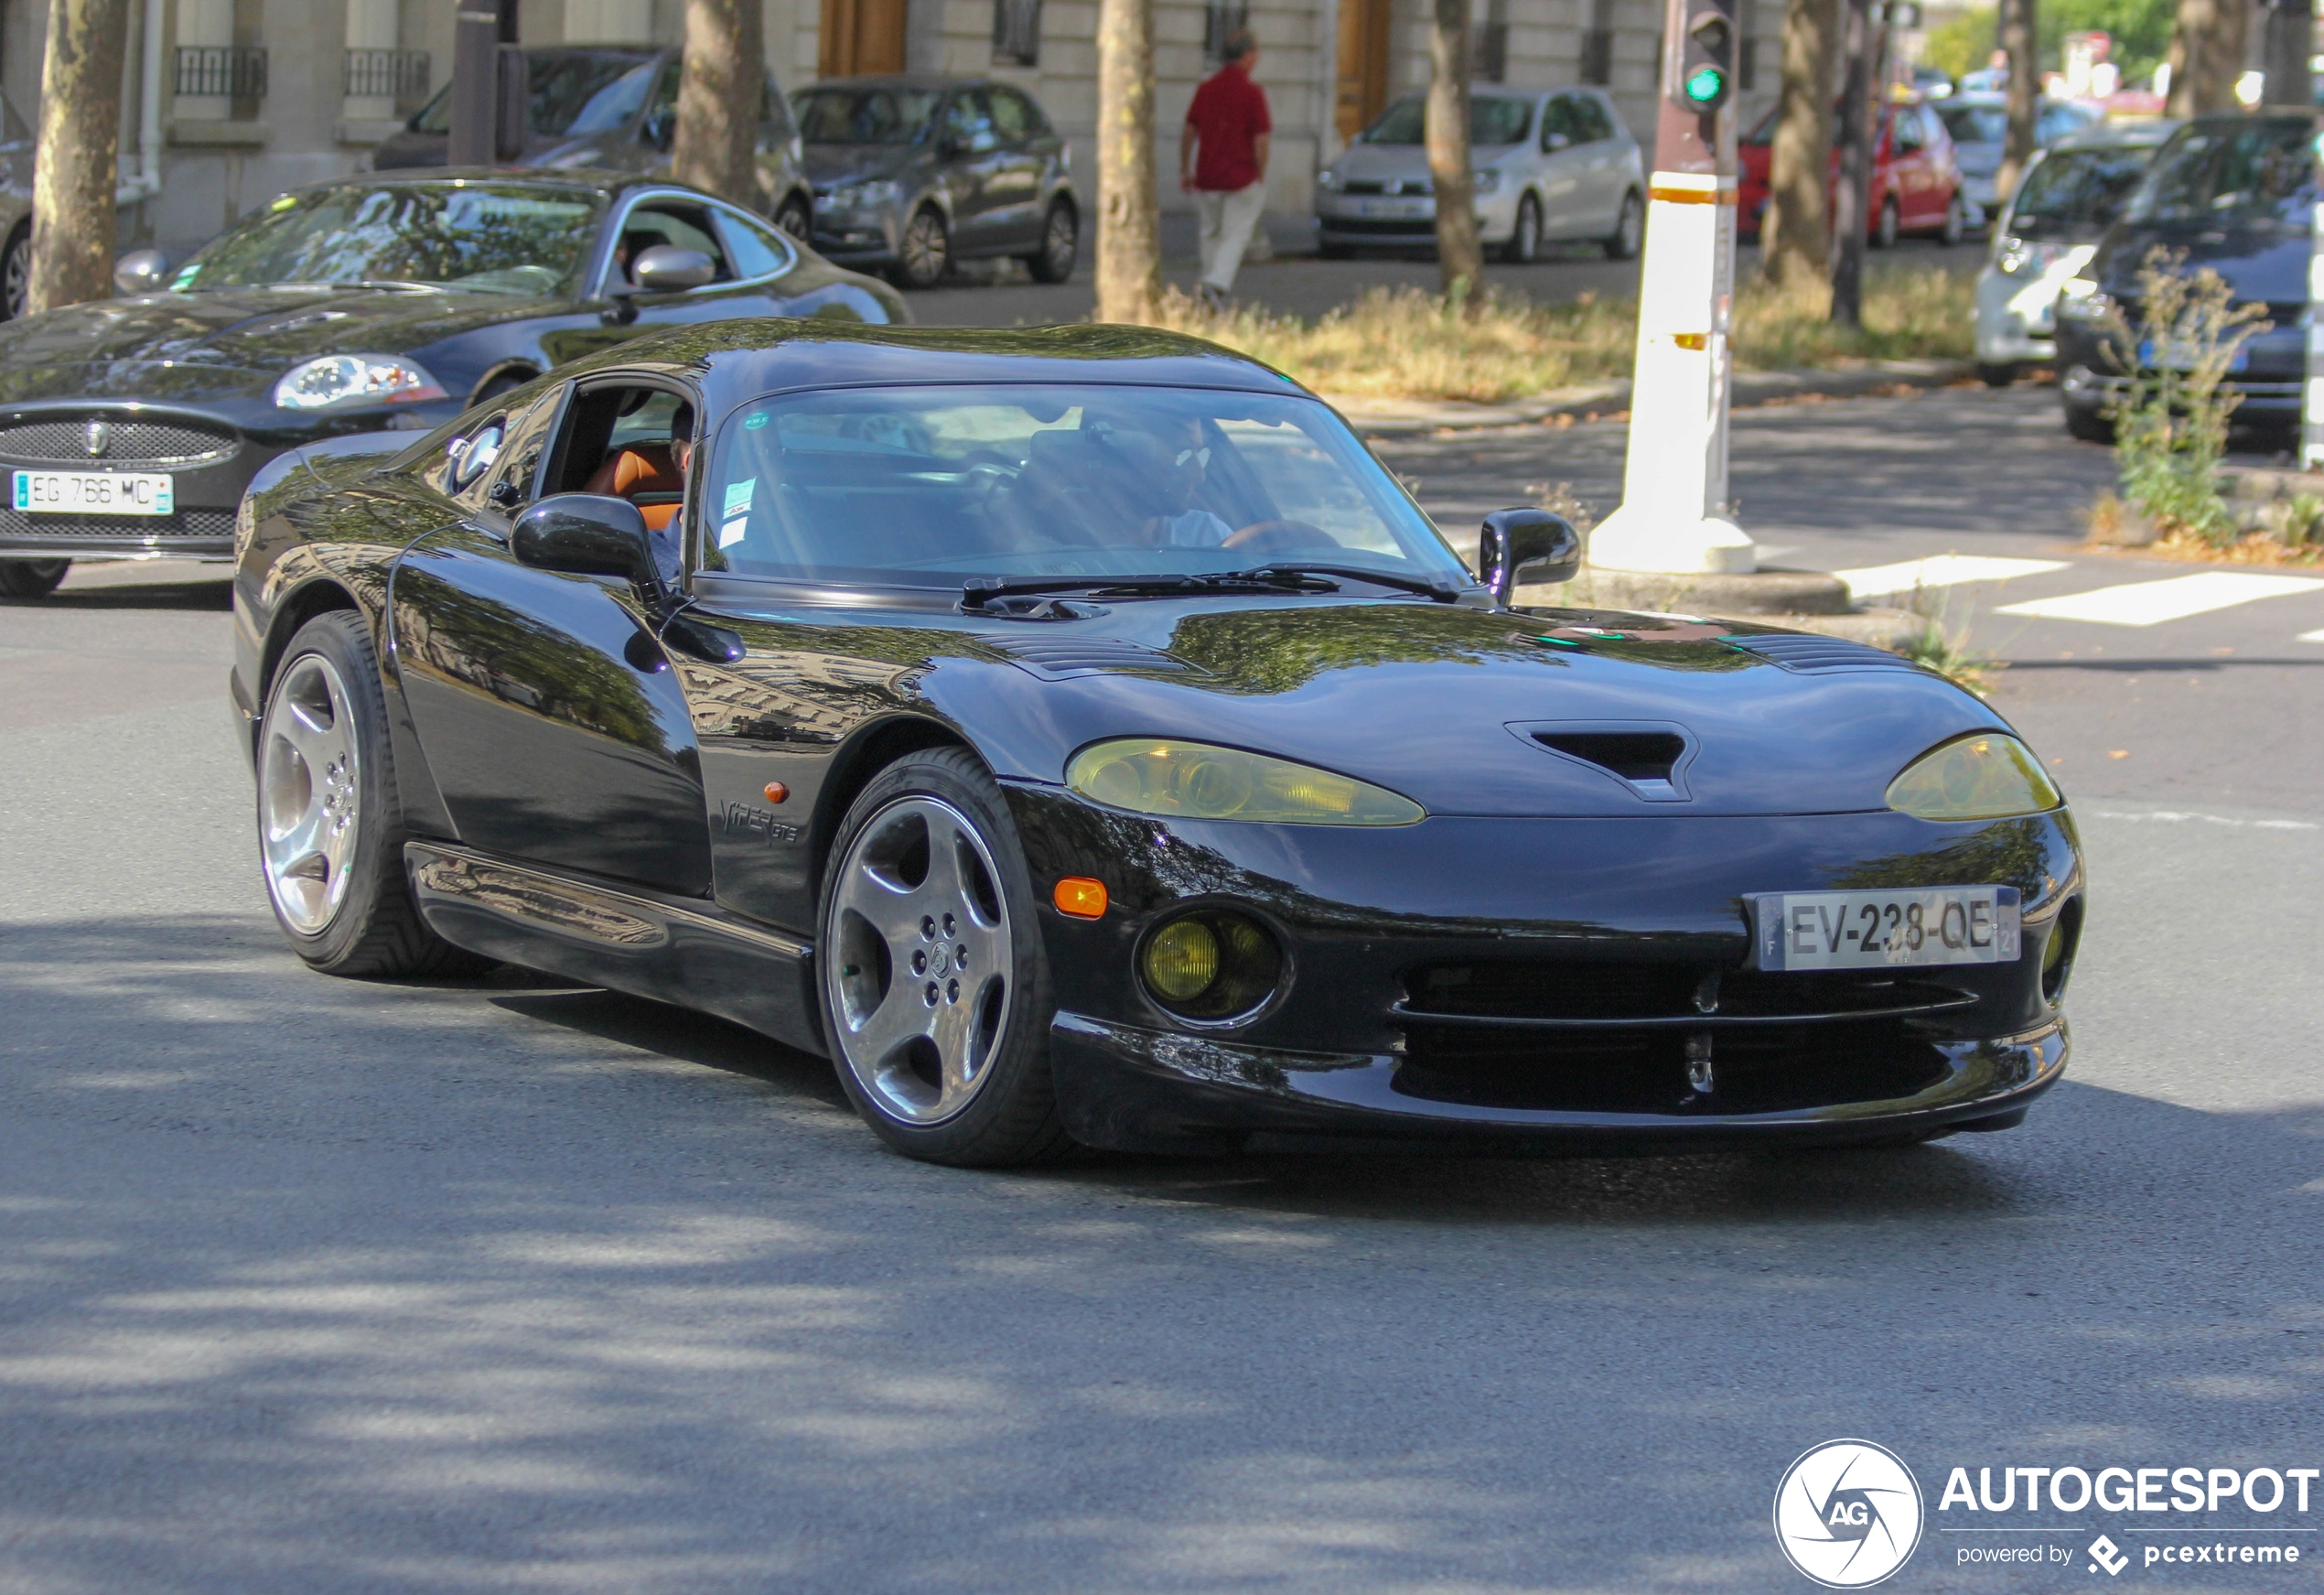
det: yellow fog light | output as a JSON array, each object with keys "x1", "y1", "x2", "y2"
[
  {"x1": 1067, "y1": 739, "x2": 1424, "y2": 825},
  {"x1": 1143, "y1": 918, "x2": 1221, "y2": 1001},
  {"x1": 1137, "y1": 909, "x2": 1286, "y2": 1020},
  {"x1": 1886, "y1": 733, "x2": 2061, "y2": 821}
]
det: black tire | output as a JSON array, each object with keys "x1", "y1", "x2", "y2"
[
  {"x1": 1873, "y1": 197, "x2": 1900, "y2": 251},
  {"x1": 1501, "y1": 193, "x2": 1544, "y2": 264},
  {"x1": 256, "y1": 611, "x2": 488, "y2": 977},
  {"x1": 0, "y1": 558, "x2": 69, "y2": 598},
  {"x1": 0, "y1": 221, "x2": 28, "y2": 321},
  {"x1": 470, "y1": 369, "x2": 533, "y2": 405},
  {"x1": 889, "y1": 205, "x2": 950, "y2": 291},
  {"x1": 2063, "y1": 401, "x2": 2114, "y2": 444},
  {"x1": 1318, "y1": 240, "x2": 1355, "y2": 260},
  {"x1": 1603, "y1": 190, "x2": 1643, "y2": 260},
  {"x1": 1025, "y1": 200, "x2": 1079, "y2": 284},
  {"x1": 1940, "y1": 192, "x2": 1966, "y2": 247},
  {"x1": 817, "y1": 746, "x2": 1071, "y2": 1167},
  {"x1": 773, "y1": 193, "x2": 812, "y2": 242},
  {"x1": 1976, "y1": 362, "x2": 2016, "y2": 389}
]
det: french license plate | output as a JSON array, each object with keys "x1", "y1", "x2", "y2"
[
  {"x1": 1751, "y1": 887, "x2": 2020, "y2": 971},
  {"x1": 2137, "y1": 339, "x2": 2249, "y2": 373},
  {"x1": 1359, "y1": 199, "x2": 1423, "y2": 218},
  {"x1": 12, "y1": 469, "x2": 175, "y2": 515}
]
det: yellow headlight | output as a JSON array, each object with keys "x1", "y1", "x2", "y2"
[
  {"x1": 1067, "y1": 739, "x2": 1425, "y2": 825},
  {"x1": 1887, "y1": 733, "x2": 2061, "y2": 821}
]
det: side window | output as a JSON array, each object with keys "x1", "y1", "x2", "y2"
[
  {"x1": 1541, "y1": 95, "x2": 1587, "y2": 151},
  {"x1": 447, "y1": 416, "x2": 507, "y2": 502},
  {"x1": 615, "y1": 202, "x2": 734, "y2": 283},
  {"x1": 1896, "y1": 111, "x2": 1926, "y2": 155},
  {"x1": 641, "y1": 59, "x2": 680, "y2": 151},
  {"x1": 717, "y1": 207, "x2": 797, "y2": 281},
  {"x1": 1578, "y1": 96, "x2": 1617, "y2": 144},
  {"x1": 987, "y1": 86, "x2": 1032, "y2": 144},
  {"x1": 760, "y1": 70, "x2": 795, "y2": 143},
  {"x1": 485, "y1": 386, "x2": 565, "y2": 511},
  {"x1": 942, "y1": 90, "x2": 999, "y2": 154}
]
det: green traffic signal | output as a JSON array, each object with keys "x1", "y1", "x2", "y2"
[{"x1": 1684, "y1": 65, "x2": 1727, "y2": 103}]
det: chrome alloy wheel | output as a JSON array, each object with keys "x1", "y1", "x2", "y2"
[
  {"x1": 899, "y1": 209, "x2": 948, "y2": 287},
  {"x1": 259, "y1": 652, "x2": 362, "y2": 935},
  {"x1": 826, "y1": 796, "x2": 1013, "y2": 1124}
]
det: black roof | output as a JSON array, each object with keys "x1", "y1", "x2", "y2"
[
  {"x1": 797, "y1": 73, "x2": 1006, "y2": 92},
  {"x1": 285, "y1": 167, "x2": 683, "y2": 201}
]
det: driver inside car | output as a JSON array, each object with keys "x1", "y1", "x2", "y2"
[
  {"x1": 1074, "y1": 413, "x2": 1233, "y2": 549},
  {"x1": 584, "y1": 399, "x2": 694, "y2": 582}
]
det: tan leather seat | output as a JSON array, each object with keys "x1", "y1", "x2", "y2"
[{"x1": 584, "y1": 444, "x2": 683, "y2": 532}]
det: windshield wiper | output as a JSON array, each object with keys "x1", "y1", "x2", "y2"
[
  {"x1": 961, "y1": 570, "x2": 1339, "y2": 609},
  {"x1": 1218, "y1": 564, "x2": 1467, "y2": 603}
]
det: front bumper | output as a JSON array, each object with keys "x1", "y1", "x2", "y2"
[
  {"x1": 810, "y1": 204, "x2": 904, "y2": 267},
  {"x1": 1006, "y1": 787, "x2": 2084, "y2": 1154},
  {"x1": 1974, "y1": 261, "x2": 2068, "y2": 365},
  {"x1": 1317, "y1": 189, "x2": 1515, "y2": 245},
  {"x1": 2056, "y1": 317, "x2": 2305, "y2": 421}
]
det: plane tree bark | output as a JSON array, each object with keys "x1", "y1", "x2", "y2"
[
  {"x1": 27, "y1": 0, "x2": 131, "y2": 315},
  {"x1": 672, "y1": 0, "x2": 766, "y2": 209},
  {"x1": 1426, "y1": 0, "x2": 1485, "y2": 300},
  {"x1": 1095, "y1": 0, "x2": 1161, "y2": 321},
  {"x1": 1765, "y1": 0, "x2": 1839, "y2": 294}
]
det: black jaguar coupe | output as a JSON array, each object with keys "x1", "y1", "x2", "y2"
[
  {"x1": 231, "y1": 320, "x2": 2084, "y2": 1166},
  {"x1": 0, "y1": 170, "x2": 901, "y2": 598}
]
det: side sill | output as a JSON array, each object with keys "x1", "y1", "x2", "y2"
[{"x1": 405, "y1": 840, "x2": 824, "y2": 1056}]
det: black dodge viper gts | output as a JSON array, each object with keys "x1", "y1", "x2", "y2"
[
  {"x1": 0, "y1": 169, "x2": 900, "y2": 598},
  {"x1": 231, "y1": 320, "x2": 2084, "y2": 1166}
]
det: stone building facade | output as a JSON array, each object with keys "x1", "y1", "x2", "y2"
[{"x1": 0, "y1": 0, "x2": 1776, "y2": 258}]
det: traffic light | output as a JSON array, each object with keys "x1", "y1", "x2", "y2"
[{"x1": 1673, "y1": 3, "x2": 1738, "y2": 113}]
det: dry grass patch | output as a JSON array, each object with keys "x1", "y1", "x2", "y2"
[{"x1": 1139, "y1": 265, "x2": 1974, "y2": 403}]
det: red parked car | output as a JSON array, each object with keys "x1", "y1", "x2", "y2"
[{"x1": 1739, "y1": 100, "x2": 1966, "y2": 247}]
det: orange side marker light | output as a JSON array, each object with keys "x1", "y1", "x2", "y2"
[
  {"x1": 1052, "y1": 877, "x2": 1108, "y2": 920},
  {"x1": 763, "y1": 781, "x2": 789, "y2": 803}
]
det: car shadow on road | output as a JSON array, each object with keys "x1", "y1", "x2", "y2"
[{"x1": 14, "y1": 577, "x2": 233, "y2": 611}]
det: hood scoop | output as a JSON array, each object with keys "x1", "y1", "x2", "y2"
[
  {"x1": 1510, "y1": 720, "x2": 1696, "y2": 802},
  {"x1": 988, "y1": 637, "x2": 1206, "y2": 680},
  {"x1": 1723, "y1": 633, "x2": 1919, "y2": 674}
]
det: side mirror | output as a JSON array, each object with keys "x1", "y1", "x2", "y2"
[
  {"x1": 628, "y1": 244, "x2": 715, "y2": 294},
  {"x1": 1479, "y1": 508, "x2": 1582, "y2": 606},
  {"x1": 113, "y1": 247, "x2": 168, "y2": 295},
  {"x1": 1544, "y1": 132, "x2": 1572, "y2": 152},
  {"x1": 512, "y1": 494, "x2": 657, "y2": 585}
]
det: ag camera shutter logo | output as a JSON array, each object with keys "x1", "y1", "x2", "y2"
[{"x1": 1774, "y1": 1439, "x2": 1925, "y2": 1588}]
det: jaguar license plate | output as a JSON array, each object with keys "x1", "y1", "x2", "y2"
[
  {"x1": 13, "y1": 469, "x2": 175, "y2": 516},
  {"x1": 1751, "y1": 887, "x2": 2020, "y2": 971}
]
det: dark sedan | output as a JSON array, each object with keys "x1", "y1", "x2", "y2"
[
  {"x1": 795, "y1": 76, "x2": 1078, "y2": 289},
  {"x1": 0, "y1": 170, "x2": 901, "y2": 599},
  {"x1": 2055, "y1": 113, "x2": 2309, "y2": 441},
  {"x1": 230, "y1": 320, "x2": 2082, "y2": 1167}
]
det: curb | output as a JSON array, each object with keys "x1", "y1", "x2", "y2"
[{"x1": 1324, "y1": 359, "x2": 1972, "y2": 436}]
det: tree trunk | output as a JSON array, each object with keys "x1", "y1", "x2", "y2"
[
  {"x1": 1427, "y1": 0, "x2": 1484, "y2": 298},
  {"x1": 28, "y1": 0, "x2": 131, "y2": 315},
  {"x1": 673, "y1": 0, "x2": 765, "y2": 209},
  {"x1": 1094, "y1": 0, "x2": 1160, "y2": 322},
  {"x1": 1995, "y1": 0, "x2": 2038, "y2": 206},
  {"x1": 1829, "y1": 0, "x2": 1871, "y2": 327},
  {"x1": 2167, "y1": 0, "x2": 2249, "y2": 114},
  {"x1": 1765, "y1": 0, "x2": 1838, "y2": 293}
]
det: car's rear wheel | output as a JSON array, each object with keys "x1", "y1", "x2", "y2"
[
  {"x1": 1604, "y1": 190, "x2": 1643, "y2": 260},
  {"x1": 1873, "y1": 196, "x2": 1900, "y2": 250},
  {"x1": 773, "y1": 193, "x2": 812, "y2": 242},
  {"x1": 258, "y1": 611, "x2": 485, "y2": 977},
  {"x1": 890, "y1": 206, "x2": 950, "y2": 290},
  {"x1": 2063, "y1": 401, "x2": 2114, "y2": 444},
  {"x1": 819, "y1": 747, "x2": 1071, "y2": 1166},
  {"x1": 1318, "y1": 239, "x2": 1354, "y2": 260},
  {"x1": 0, "y1": 221, "x2": 29, "y2": 321},
  {"x1": 0, "y1": 558, "x2": 69, "y2": 598},
  {"x1": 1025, "y1": 200, "x2": 1078, "y2": 283},
  {"x1": 1976, "y1": 361, "x2": 2016, "y2": 388},
  {"x1": 1501, "y1": 193, "x2": 1544, "y2": 264}
]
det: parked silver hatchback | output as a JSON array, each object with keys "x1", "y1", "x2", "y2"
[{"x1": 1317, "y1": 87, "x2": 1645, "y2": 263}]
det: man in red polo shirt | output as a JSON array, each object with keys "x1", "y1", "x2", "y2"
[{"x1": 1180, "y1": 28, "x2": 1271, "y2": 307}]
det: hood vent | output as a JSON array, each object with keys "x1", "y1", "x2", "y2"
[
  {"x1": 988, "y1": 637, "x2": 1205, "y2": 680},
  {"x1": 1724, "y1": 633, "x2": 1919, "y2": 674},
  {"x1": 1509, "y1": 720, "x2": 1695, "y2": 802}
]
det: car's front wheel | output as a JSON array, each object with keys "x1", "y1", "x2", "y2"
[
  {"x1": 0, "y1": 221, "x2": 28, "y2": 321},
  {"x1": 1025, "y1": 200, "x2": 1079, "y2": 284},
  {"x1": 257, "y1": 611, "x2": 484, "y2": 976},
  {"x1": 819, "y1": 747, "x2": 1071, "y2": 1166},
  {"x1": 2063, "y1": 401, "x2": 2114, "y2": 444},
  {"x1": 1501, "y1": 193, "x2": 1544, "y2": 264},
  {"x1": 890, "y1": 206, "x2": 950, "y2": 290},
  {"x1": 1604, "y1": 190, "x2": 1643, "y2": 260},
  {"x1": 1977, "y1": 361, "x2": 2016, "y2": 388},
  {"x1": 0, "y1": 558, "x2": 69, "y2": 598},
  {"x1": 773, "y1": 193, "x2": 812, "y2": 242},
  {"x1": 1873, "y1": 196, "x2": 1900, "y2": 250},
  {"x1": 1941, "y1": 192, "x2": 1966, "y2": 246}
]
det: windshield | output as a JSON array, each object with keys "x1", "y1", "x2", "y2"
[
  {"x1": 2007, "y1": 146, "x2": 2155, "y2": 234},
  {"x1": 1938, "y1": 104, "x2": 2008, "y2": 145},
  {"x1": 794, "y1": 86, "x2": 943, "y2": 144},
  {"x1": 699, "y1": 384, "x2": 1470, "y2": 589},
  {"x1": 2126, "y1": 121, "x2": 2315, "y2": 228},
  {"x1": 408, "y1": 48, "x2": 658, "y2": 137},
  {"x1": 170, "y1": 185, "x2": 605, "y2": 296},
  {"x1": 1361, "y1": 94, "x2": 1534, "y2": 146}
]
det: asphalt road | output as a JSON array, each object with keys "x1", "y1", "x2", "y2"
[{"x1": 3, "y1": 387, "x2": 2320, "y2": 1593}]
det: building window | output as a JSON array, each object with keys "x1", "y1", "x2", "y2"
[
  {"x1": 345, "y1": 48, "x2": 432, "y2": 111},
  {"x1": 992, "y1": 0, "x2": 1041, "y2": 66},
  {"x1": 1473, "y1": 21, "x2": 1509, "y2": 81},
  {"x1": 1203, "y1": 2, "x2": 1250, "y2": 65},
  {"x1": 176, "y1": 45, "x2": 269, "y2": 102},
  {"x1": 1738, "y1": 0, "x2": 1758, "y2": 90},
  {"x1": 1578, "y1": 29, "x2": 1613, "y2": 84}
]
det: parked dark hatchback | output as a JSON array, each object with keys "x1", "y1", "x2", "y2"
[
  {"x1": 2055, "y1": 113, "x2": 2312, "y2": 439},
  {"x1": 371, "y1": 46, "x2": 814, "y2": 238},
  {"x1": 795, "y1": 75, "x2": 1079, "y2": 289},
  {"x1": 0, "y1": 170, "x2": 900, "y2": 598}
]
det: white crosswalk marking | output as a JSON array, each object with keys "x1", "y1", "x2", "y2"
[
  {"x1": 2301, "y1": 628, "x2": 2324, "y2": 643},
  {"x1": 1831, "y1": 555, "x2": 2070, "y2": 600},
  {"x1": 1996, "y1": 571, "x2": 2324, "y2": 626}
]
